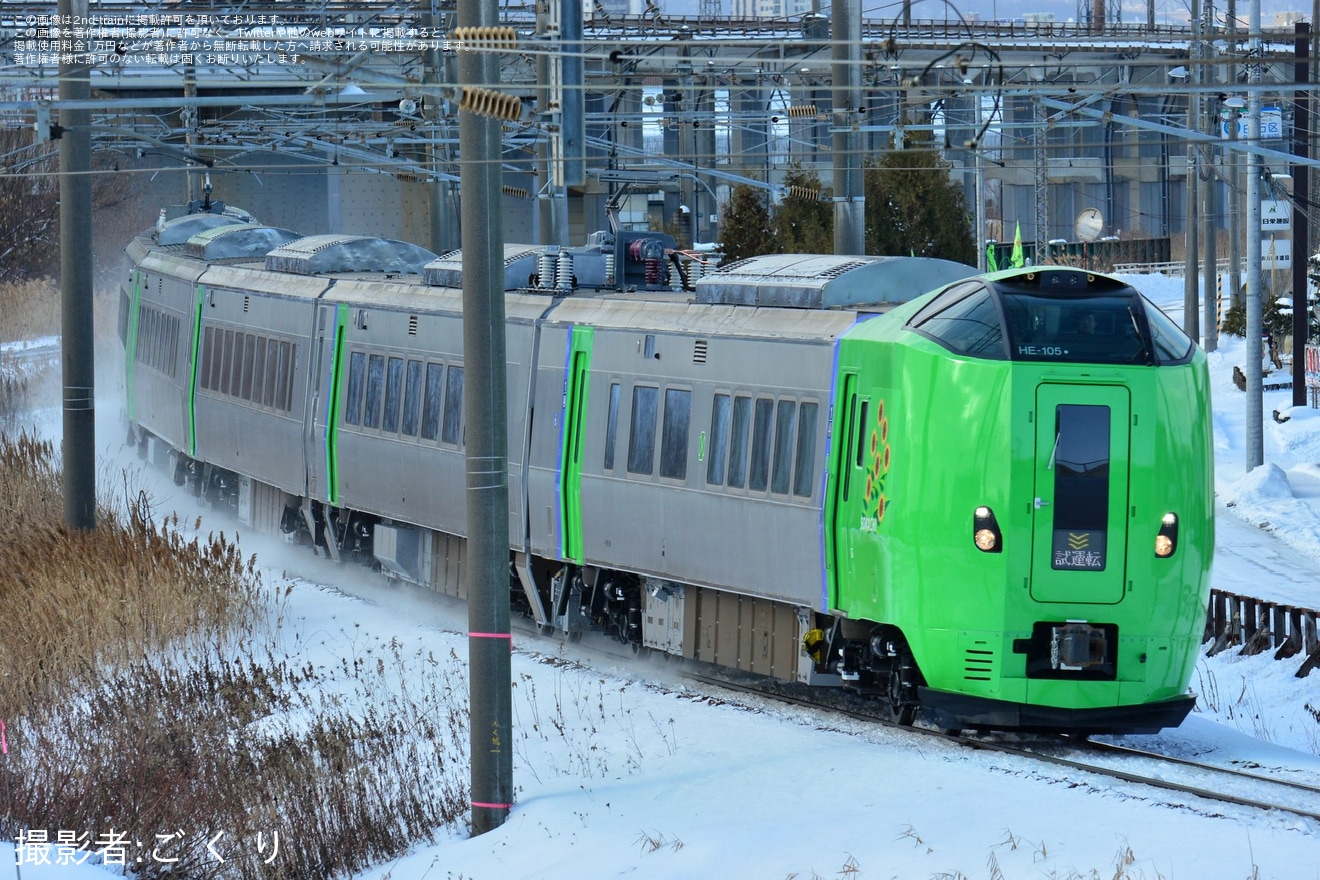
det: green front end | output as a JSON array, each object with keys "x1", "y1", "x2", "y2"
[{"x1": 824, "y1": 280, "x2": 1213, "y2": 731}]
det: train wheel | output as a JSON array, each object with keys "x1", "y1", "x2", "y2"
[{"x1": 882, "y1": 666, "x2": 917, "y2": 726}]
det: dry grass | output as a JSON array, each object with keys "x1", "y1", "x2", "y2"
[
  {"x1": 0, "y1": 277, "x2": 60, "y2": 342},
  {"x1": 0, "y1": 433, "x2": 261, "y2": 706},
  {"x1": 0, "y1": 258, "x2": 468, "y2": 879},
  {"x1": 0, "y1": 432, "x2": 469, "y2": 878}
]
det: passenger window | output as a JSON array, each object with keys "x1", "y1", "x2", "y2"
[
  {"x1": 727, "y1": 395, "x2": 751, "y2": 488},
  {"x1": 771, "y1": 400, "x2": 797, "y2": 494},
  {"x1": 603, "y1": 382, "x2": 621, "y2": 470},
  {"x1": 200, "y1": 327, "x2": 216, "y2": 390},
  {"x1": 660, "y1": 388, "x2": 692, "y2": 480},
  {"x1": 421, "y1": 363, "x2": 444, "y2": 440},
  {"x1": 382, "y1": 356, "x2": 404, "y2": 433},
  {"x1": 137, "y1": 309, "x2": 150, "y2": 365},
  {"x1": 219, "y1": 329, "x2": 235, "y2": 395},
  {"x1": 169, "y1": 316, "x2": 179, "y2": 376},
  {"x1": 251, "y1": 334, "x2": 267, "y2": 403},
  {"x1": 707, "y1": 393, "x2": 731, "y2": 485},
  {"x1": 748, "y1": 398, "x2": 774, "y2": 492},
  {"x1": 442, "y1": 365, "x2": 464, "y2": 445},
  {"x1": 277, "y1": 341, "x2": 294, "y2": 411},
  {"x1": 263, "y1": 338, "x2": 279, "y2": 407},
  {"x1": 230, "y1": 332, "x2": 246, "y2": 397},
  {"x1": 627, "y1": 385, "x2": 659, "y2": 475},
  {"x1": 402, "y1": 360, "x2": 423, "y2": 436},
  {"x1": 794, "y1": 402, "x2": 819, "y2": 498},
  {"x1": 240, "y1": 333, "x2": 257, "y2": 401},
  {"x1": 344, "y1": 352, "x2": 366, "y2": 426},
  {"x1": 364, "y1": 353, "x2": 385, "y2": 428}
]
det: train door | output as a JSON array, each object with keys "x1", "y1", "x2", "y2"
[
  {"x1": 1030, "y1": 383, "x2": 1130, "y2": 604},
  {"x1": 304, "y1": 301, "x2": 346, "y2": 505},
  {"x1": 825, "y1": 371, "x2": 863, "y2": 612},
  {"x1": 186, "y1": 283, "x2": 205, "y2": 457},
  {"x1": 123, "y1": 269, "x2": 142, "y2": 422},
  {"x1": 558, "y1": 326, "x2": 593, "y2": 564}
]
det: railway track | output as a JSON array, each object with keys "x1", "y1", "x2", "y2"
[
  {"x1": 683, "y1": 668, "x2": 1320, "y2": 828},
  {"x1": 963, "y1": 735, "x2": 1320, "y2": 826}
]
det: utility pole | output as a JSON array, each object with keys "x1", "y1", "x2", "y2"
[
  {"x1": 1202, "y1": 0, "x2": 1218, "y2": 352},
  {"x1": 1184, "y1": 0, "x2": 1201, "y2": 342},
  {"x1": 1292, "y1": 21, "x2": 1310, "y2": 406},
  {"x1": 535, "y1": 0, "x2": 568, "y2": 244},
  {"x1": 832, "y1": 0, "x2": 864, "y2": 255},
  {"x1": 60, "y1": 0, "x2": 95, "y2": 530},
  {"x1": 1033, "y1": 96, "x2": 1048, "y2": 263},
  {"x1": 457, "y1": 0, "x2": 514, "y2": 834},
  {"x1": 1228, "y1": 0, "x2": 1243, "y2": 314},
  {"x1": 426, "y1": 6, "x2": 460, "y2": 254},
  {"x1": 1245, "y1": 0, "x2": 1264, "y2": 470},
  {"x1": 975, "y1": 92, "x2": 987, "y2": 271}
]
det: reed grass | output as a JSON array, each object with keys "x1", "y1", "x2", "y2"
[
  {"x1": 0, "y1": 431, "x2": 468, "y2": 878},
  {"x1": 0, "y1": 278, "x2": 60, "y2": 343}
]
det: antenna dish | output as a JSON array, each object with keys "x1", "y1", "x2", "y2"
[{"x1": 1075, "y1": 207, "x2": 1103, "y2": 242}]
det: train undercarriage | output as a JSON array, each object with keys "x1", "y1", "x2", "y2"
[{"x1": 130, "y1": 425, "x2": 926, "y2": 724}]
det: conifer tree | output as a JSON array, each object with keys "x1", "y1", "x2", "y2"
[
  {"x1": 718, "y1": 183, "x2": 775, "y2": 264},
  {"x1": 864, "y1": 140, "x2": 976, "y2": 266},
  {"x1": 775, "y1": 163, "x2": 833, "y2": 254}
]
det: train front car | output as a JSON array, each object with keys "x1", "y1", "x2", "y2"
[{"x1": 822, "y1": 267, "x2": 1213, "y2": 734}]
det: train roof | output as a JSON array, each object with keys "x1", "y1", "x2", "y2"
[
  {"x1": 264, "y1": 234, "x2": 438, "y2": 276},
  {"x1": 543, "y1": 291, "x2": 859, "y2": 341},
  {"x1": 695, "y1": 253, "x2": 978, "y2": 309},
  {"x1": 320, "y1": 280, "x2": 564, "y2": 324},
  {"x1": 198, "y1": 262, "x2": 335, "y2": 299},
  {"x1": 156, "y1": 212, "x2": 249, "y2": 246},
  {"x1": 424, "y1": 244, "x2": 545, "y2": 289},
  {"x1": 185, "y1": 224, "x2": 303, "y2": 261}
]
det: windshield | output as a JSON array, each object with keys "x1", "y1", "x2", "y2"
[
  {"x1": 909, "y1": 272, "x2": 1195, "y2": 366},
  {"x1": 1000, "y1": 292, "x2": 1153, "y2": 365}
]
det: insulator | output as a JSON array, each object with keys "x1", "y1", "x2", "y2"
[
  {"x1": 556, "y1": 251, "x2": 574, "y2": 291},
  {"x1": 787, "y1": 185, "x2": 821, "y2": 201},
  {"x1": 787, "y1": 104, "x2": 818, "y2": 118},
  {"x1": 604, "y1": 253, "x2": 616, "y2": 286},
  {"x1": 670, "y1": 262, "x2": 684, "y2": 291},
  {"x1": 538, "y1": 249, "x2": 558, "y2": 289},
  {"x1": 645, "y1": 258, "x2": 661, "y2": 286},
  {"x1": 457, "y1": 87, "x2": 522, "y2": 122},
  {"x1": 449, "y1": 26, "x2": 519, "y2": 52},
  {"x1": 502, "y1": 185, "x2": 530, "y2": 199}
]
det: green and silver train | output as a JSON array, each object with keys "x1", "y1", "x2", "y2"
[{"x1": 121, "y1": 214, "x2": 1213, "y2": 734}]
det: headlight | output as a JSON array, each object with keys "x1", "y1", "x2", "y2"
[
  {"x1": 973, "y1": 506, "x2": 1002, "y2": 553},
  {"x1": 1155, "y1": 512, "x2": 1178, "y2": 558}
]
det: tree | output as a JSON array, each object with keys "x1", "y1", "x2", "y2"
[
  {"x1": 0, "y1": 127, "x2": 136, "y2": 283},
  {"x1": 0, "y1": 127, "x2": 59, "y2": 281},
  {"x1": 774, "y1": 163, "x2": 832, "y2": 254},
  {"x1": 717, "y1": 183, "x2": 775, "y2": 264},
  {"x1": 864, "y1": 142, "x2": 976, "y2": 266}
]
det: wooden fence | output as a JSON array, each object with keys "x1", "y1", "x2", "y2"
[{"x1": 1204, "y1": 589, "x2": 1320, "y2": 678}]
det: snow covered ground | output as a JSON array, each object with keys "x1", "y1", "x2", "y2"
[{"x1": 5, "y1": 273, "x2": 1320, "y2": 879}]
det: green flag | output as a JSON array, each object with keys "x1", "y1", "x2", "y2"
[
  {"x1": 1010, "y1": 221, "x2": 1025, "y2": 268},
  {"x1": 986, "y1": 242, "x2": 999, "y2": 272}
]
